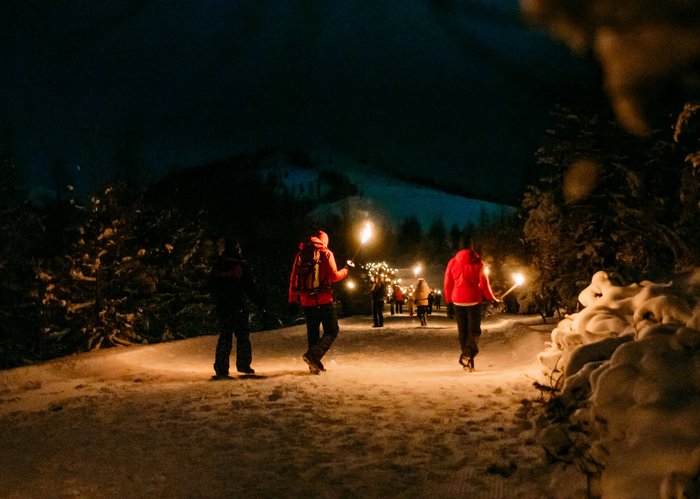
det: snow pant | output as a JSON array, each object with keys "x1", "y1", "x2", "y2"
[
  {"x1": 214, "y1": 330, "x2": 252, "y2": 375},
  {"x1": 303, "y1": 302, "x2": 339, "y2": 363},
  {"x1": 417, "y1": 305, "x2": 428, "y2": 326},
  {"x1": 214, "y1": 306, "x2": 252, "y2": 375},
  {"x1": 372, "y1": 299, "x2": 384, "y2": 327},
  {"x1": 454, "y1": 304, "x2": 482, "y2": 359},
  {"x1": 396, "y1": 301, "x2": 403, "y2": 314}
]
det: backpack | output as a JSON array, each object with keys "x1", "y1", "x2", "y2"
[{"x1": 292, "y1": 243, "x2": 324, "y2": 294}]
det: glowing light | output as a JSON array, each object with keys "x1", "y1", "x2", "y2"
[
  {"x1": 413, "y1": 265, "x2": 422, "y2": 277},
  {"x1": 351, "y1": 222, "x2": 373, "y2": 262},
  {"x1": 484, "y1": 264, "x2": 490, "y2": 276},
  {"x1": 360, "y1": 222, "x2": 372, "y2": 245},
  {"x1": 346, "y1": 280, "x2": 356, "y2": 290},
  {"x1": 501, "y1": 272, "x2": 526, "y2": 299}
]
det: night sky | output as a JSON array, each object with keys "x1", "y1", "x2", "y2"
[{"x1": 1, "y1": 0, "x2": 601, "y2": 204}]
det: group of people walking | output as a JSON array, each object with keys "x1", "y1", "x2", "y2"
[{"x1": 211, "y1": 228, "x2": 498, "y2": 378}]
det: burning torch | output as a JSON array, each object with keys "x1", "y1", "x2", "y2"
[
  {"x1": 348, "y1": 222, "x2": 372, "y2": 267},
  {"x1": 500, "y1": 272, "x2": 525, "y2": 300}
]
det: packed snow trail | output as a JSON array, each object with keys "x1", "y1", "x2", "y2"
[{"x1": 0, "y1": 312, "x2": 578, "y2": 498}]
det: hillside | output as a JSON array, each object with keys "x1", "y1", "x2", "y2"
[{"x1": 260, "y1": 150, "x2": 517, "y2": 231}]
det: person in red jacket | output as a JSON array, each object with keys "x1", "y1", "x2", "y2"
[
  {"x1": 443, "y1": 234, "x2": 499, "y2": 371},
  {"x1": 289, "y1": 229, "x2": 349, "y2": 374}
]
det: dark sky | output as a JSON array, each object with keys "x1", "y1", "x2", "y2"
[{"x1": 1, "y1": 0, "x2": 600, "y2": 204}]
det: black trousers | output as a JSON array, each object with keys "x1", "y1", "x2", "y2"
[
  {"x1": 417, "y1": 305, "x2": 428, "y2": 325},
  {"x1": 372, "y1": 299, "x2": 384, "y2": 326},
  {"x1": 214, "y1": 306, "x2": 252, "y2": 375},
  {"x1": 454, "y1": 304, "x2": 482, "y2": 359},
  {"x1": 303, "y1": 302, "x2": 339, "y2": 362}
]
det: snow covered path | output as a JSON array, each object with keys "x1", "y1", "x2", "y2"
[{"x1": 0, "y1": 312, "x2": 574, "y2": 498}]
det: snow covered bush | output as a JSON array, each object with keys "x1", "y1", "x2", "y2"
[{"x1": 537, "y1": 270, "x2": 700, "y2": 498}]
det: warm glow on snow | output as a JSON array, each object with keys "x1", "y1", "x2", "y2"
[{"x1": 0, "y1": 313, "x2": 558, "y2": 497}]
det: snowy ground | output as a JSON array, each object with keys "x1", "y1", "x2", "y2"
[{"x1": 0, "y1": 311, "x2": 582, "y2": 499}]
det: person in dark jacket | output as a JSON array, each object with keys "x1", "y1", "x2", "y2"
[
  {"x1": 288, "y1": 229, "x2": 349, "y2": 374},
  {"x1": 370, "y1": 276, "x2": 386, "y2": 327},
  {"x1": 211, "y1": 238, "x2": 264, "y2": 378},
  {"x1": 444, "y1": 234, "x2": 499, "y2": 371}
]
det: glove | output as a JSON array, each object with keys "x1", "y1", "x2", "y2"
[{"x1": 288, "y1": 301, "x2": 299, "y2": 316}]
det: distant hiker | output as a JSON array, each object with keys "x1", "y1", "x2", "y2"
[
  {"x1": 370, "y1": 277, "x2": 386, "y2": 327},
  {"x1": 394, "y1": 286, "x2": 404, "y2": 314},
  {"x1": 444, "y1": 234, "x2": 498, "y2": 371},
  {"x1": 427, "y1": 290, "x2": 434, "y2": 315},
  {"x1": 414, "y1": 277, "x2": 431, "y2": 326},
  {"x1": 211, "y1": 238, "x2": 264, "y2": 378},
  {"x1": 289, "y1": 228, "x2": 349, "y2": 374},
  {"x1": 434, "y1": 291, "x2": 442, "y2": 310},
  {"x1": 408, "y1": 293, "x2": 414, "y2": 316}
]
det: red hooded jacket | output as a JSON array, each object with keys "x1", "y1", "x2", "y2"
[
  {"x1": 288, "y1": 232, "x2": 348, "y2": 307},
  {"x1": 443, "y1": 249, "x2": 495, "y2": 305}
]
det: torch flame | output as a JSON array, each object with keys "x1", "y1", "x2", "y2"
[
  {"x1": 360, "y1": 222, "x2": 372, "y2": 245},
  {"x1": 500, "y1": 272, "x2": 526, "y2": 300}
]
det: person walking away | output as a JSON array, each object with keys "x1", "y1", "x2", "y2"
[
  {"x1": 394, "y1": 286, "x2": 404, "y2": 314},
  {"x1": 414, "y1": 277, "x2": 431, "y2": 326},
  {"x1": 427, "y1": 290, "x2": 434, "y2": 315},
  {"x1": 408, "y1": 293, "x2": 414, "y2": 316},
  {"x1": 289, "y1": 229, "x2": 349, "y2": 374},
  {"x1": 444, "y1": 234, "x2": 498, "y2": 371},
  {"x1": 370, "y1": 277, "x2": 386, "y2": 327},
  {"x1": 211, "y1": 238, "x2": 264, "y2": 378},
  {"x1": 435, "y1": 291, "x2": 442, "y2": 310}
]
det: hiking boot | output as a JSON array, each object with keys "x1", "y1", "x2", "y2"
[
  {"x1": 459, "y1": 355, "x2": 472, "y2": 371},
  {"x1": 302, "y1": 353, "x2": 322, "y2": 374},
  {"x1": 317, "y1": 359, "x2": 326, "y2": 372},
  {"x1": 237, "y1": 366, "x2": 255, "y2": 374}
]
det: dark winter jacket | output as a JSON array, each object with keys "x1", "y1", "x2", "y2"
[
  {"x1": 444, "y1": 249, "x2": 495, "y2": 305},
  {"x1": 288, "y1": 232, "x2": 348, "y2": 307},
  {"x1": 210, "y1": 254, "x2": 262, "y2": 312},
  {"x1": 371, "y1": 281, "x2": 386, "y2": 302}
]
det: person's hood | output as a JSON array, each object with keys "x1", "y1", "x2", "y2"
[
  {"x1": 455, "y1": 249, "x2": 481, "y2": 265},
  {"x1": 299, "y1": 231, "x2": 329, "y2": 250}
]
